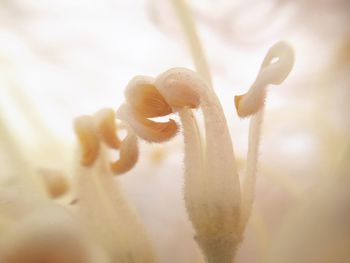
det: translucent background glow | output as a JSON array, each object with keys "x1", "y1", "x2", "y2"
[{"x1": 1, "y1": 1, "x2": 349, "y2": 262}]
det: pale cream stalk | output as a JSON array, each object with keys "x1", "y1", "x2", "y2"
[
  {"x1": 171, "y1": 0, "x2": 213, "y2": 88},
  {"x1": 74, "y1": 113, "x2": 157, "y2": 263},
  {"x1": 75, "y1": 147, "x2": 157, "y2": 263},
  {"x1": 239, "y1": 110, "x2": 264, "y2": 230},
  {"x1": 155, "y1": 68, "x2": 241, "y2": 263},
  {"x1": 169, "y1": 2, "x2": 244, "y2": 259},
  {"x1": 118, "y1": 67, "x2": 241, "y2": 263},
  {"x1": 237, "y1": 42, "x2": 295, "y2": 230},
  {"x1": 115, "y1": 40, "x2": 294, "y2": 262}
]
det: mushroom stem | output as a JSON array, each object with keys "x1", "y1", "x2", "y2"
[{"x1": 156, "y1": 68, "x2": 241, "y2": 262}]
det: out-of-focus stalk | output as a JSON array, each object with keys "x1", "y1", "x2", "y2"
[{"x1": 171, "y1": 0, "x2": 212, "y2": 88}]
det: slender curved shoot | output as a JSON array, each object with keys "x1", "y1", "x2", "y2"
[
  {"x1": 118, "y1": 67, "x2": 241, "y2": 263},
  {"x1": 157, "y1": 68, "x2": 241, "y2": 263},
  {"x1": 237, "y1": 42, "x2": 295, "y2": 230},
  {"x1": 116, "y1": 40, "x2": 294, "y2": 262},
  {"x1": 110, "y1": 124, "x2": 139, "y2": 175},
  {"x1": 74, "y1": 112, "x2": 157, "y2": 263}
]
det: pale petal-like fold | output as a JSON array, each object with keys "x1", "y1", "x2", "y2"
[
  {"x1": 235, "y1": 41, "x2": 295, "y2": 118},
  {"x1": 116, "y1": 103, "x2": 178, "y2": 143}
]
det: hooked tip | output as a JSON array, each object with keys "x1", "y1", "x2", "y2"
[
  {"x1": 110, "y1": 128, "x2": 139, "y2": 175},
  {"x1": 94, "y1": 108, "x2": 121, "y2": 149}
]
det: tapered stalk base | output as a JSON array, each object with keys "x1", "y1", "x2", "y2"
[{"x1": 195, "y1": 234, "x2": 241, "y2": 263}]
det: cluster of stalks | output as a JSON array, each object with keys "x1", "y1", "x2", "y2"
[
  {"x1": 0, "y1": 1, "x2": 295, "y2": 262},
  {"x1": 0, "y1": 42, "x2": 294, "y2": 263},
  {"x1": 72, "y1": 40, "x2": 294, "y2": 263}
]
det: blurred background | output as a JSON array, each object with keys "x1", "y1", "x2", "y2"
[{"x1": 0, "y1": 0, "x2": 349, "y2": 262}]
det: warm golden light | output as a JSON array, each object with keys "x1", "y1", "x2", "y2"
[{"x1": 0, "y1": 1, "x2": 349, "y2": 263}]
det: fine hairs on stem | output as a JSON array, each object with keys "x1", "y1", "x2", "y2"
[
  {"x1": 0, "y1": 2, "x2": 296, "y2": 263},
  {"x1": 169, "y1": 5, "x2": 241, "y2": 260},
  {"x1": 237, "y1": 42, "x2": 294, "y2": 230},
  {"x1": 171, "y1": 0, "x2": 294, "y2": 261},
  {"x1": 115, "y1": 40, "x2": 293, "y2": 262}
]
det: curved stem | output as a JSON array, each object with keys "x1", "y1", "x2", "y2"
[
  {"x1": 201, "y1": 89, "x2": 241, "y2": 213},
  {"x1": 239, "y1": 109, "x2": 264, "y2": 230},
  {"x1": 156, "y1": 68, "x2": 241, "y2": 262},
  {"x1": 170, "y1": 0, "x2": 241, "y2": 229},
  {"x1": 170, "y1": 0, "x2": 209, "y2": 212},
  {"x1": 179, "y1": 97, "x2": 240, "y2": 263},
  {"x1": 75, "y1": 147, "x2": 157, "y2": 263},
  {"x1": 171, "y1": 0, "x2": 212, "y2": 88}
]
